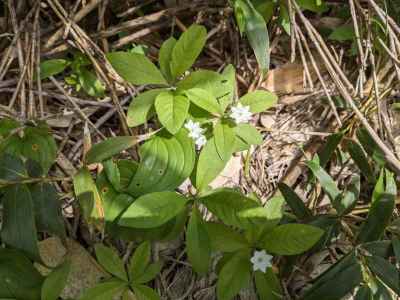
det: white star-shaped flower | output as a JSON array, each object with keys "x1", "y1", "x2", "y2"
[
  {"x1": 250, "y1": 250, "x2": 273, "y2": 273},
  {"x1": 195, "y1": 135, "x2": 207, "y2": 149},
  {"x1": 230, "y1": 103, "x2": 252, "y2": 124},
  {"x1": 184, "y1": 120, "x2": 204, "y2": 139}
]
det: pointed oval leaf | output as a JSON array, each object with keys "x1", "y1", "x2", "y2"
[
  {"x1": 199, "y1": 188, "x2": 259, "y2": 229},
  {"x1": 95, "y1": 244, "x2": 127, "y2": 281},
  {"x1": 365, "y1": 255, "x2": 400, "y2": 295},
  {"x1": 217, "y1": 252, "x2": 251, "y2": 300},
  {"x1": 204, "y1": 222, "x2": 249, "y2": 252},
  {"x1": 73, "y1": 168, "x2": 105, "y2": 229},
  {"x1": 128, "y1": 241, "x2": 151, "y2": 282},
  {"x1": 170, "y1": 25, "x2": 207, "y2": 79},
  {"x1": 239, "y1": 90, "x2": 277, "y2": 113},
  {"x1": 30, "y1": 182, "x2": 66, "y2": 239},
  {"x1": 107, "y1": 52, "x2": 167, "y2": 85},
  {"x1": 195, "y1": 137, "x2": 230, "y2": 192},
  {"x1": 262, "y1": 224, "x2": 324, "y2": 255},
  {"x1": 185, "y1": 88, "x2": 223, "y2": 115},
  {"x1": 234, "y1": 123, "x2": 263, "y2": 149},
  {"x1": 135, "y1": 262, "x2": 162, "y2": 284},
  {"x1": 118, "y1": 192, "x2": 189, "y2": 228},
  {"x1": 0, "y1": 249, "x2": 44, "y2": 300},
  {"x1": 128, "y1": 131, "x2": 195, "y2": 196},
  {"x1": 86, "y1": 136, "x2": 138, "y2": 164},
  {"x1": 306, "y1": 158, "x2": 341, "y2": 203},
  {"x1": 41, "y1": 261, "x2": 71, "y2": 300},
  {"x1": 78, "y1": 68, "x2": 105, "y2": 97},
  {"x1": 39, "y1": 59, "x2": 69, "y2": 80},
  {"x1": 357, "y1": 169, "x2": 396, "y2": 243},
  {"x1": 155, "y1": 92, "x2": 189, "y2": 134},
  {"x1": 132, "y1": 284, "x2": 160, "y2": 300},
  {"x1": 1, "y1": 184, "x2": 41, "y2": 261},
  {"x1": 127, "y1": 89, "x2": 165, "y2": 127},
  {"x1": 214, "y1": 121, "x2": 236, "y2": 161},
  {"x1": 186, "y1": 207, "x2": 211, "y2": 275},
  {"x1": 79, "y1": 280, "x2": 127, "y2": 300},
  {"x1": 254, "y1": 269, "x2": 283, "y2": 300},
  {"x1": 158, "y1": 37, "x2": 177, "y2": 82},
  {"x1": 278, "y1": 182, "x2": 312, "y2": 220}
]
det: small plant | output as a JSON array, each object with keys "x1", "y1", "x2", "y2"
[
  {"x1": 80, "y1": 242, "x2": 161, "y2": 300},
  {"x1": 68, "y1": 23, "x2": 325, "y2": 300},
  {"x1": 39, "y1": 52, "x2": 105, "y2": 97},
  {"x1": 0, "y1": 119, "x2": 65, "y2": 261}
]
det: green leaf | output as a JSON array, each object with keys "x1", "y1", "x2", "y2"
[
  {"x1": 128, "y1": 241, "x2": 151, "y2": 282},
  {"x1": 204, "y1": 222, "x2": 249, "y2": 252},
  {"x1": 319, "y1": 132, "x2": 344, "y2": 168},
  {"x1": 238, "y1": 196, "x2": 284, "y2": 234},
  {"x1": 118, "y1": 160, "x2": 139, "y2": 189},
  {"x1": 78, "y1": 68, "x2": 105, "y2": 97},
  {"x1": 134, "y1": 262, "x2": 162, "y2": 284},
  {"x1": 158, "y1": 37, "x2": 177, "y2": 82},
  {"x1": 97, "y1": 169, "x2": 133, "y2": 223},
  {"x1": 170, "y1": 24, "x2": 207, "y2": 79},
  {"x1": 234, "y1": 0, "x2": 270, "y2": 72},
  {"x1": 107, "y1": 52, "x2": 167, "y2": 85},
  {"x1": 177, "y1": 69, "x2": 234, "y2": 111},
  {"x1": 195, "y1": 137, "x2": 230, "y2": 191},
  {"x1": 154, "y1": 92, "x2": 190, "y2": 134},
  {"x1": 128, "y1": 130, "x2": 195, "y2": 196},
  {"x1": 184, "y1": 88, "x2": 223, "y2": 115},
  {"x1": 79, "y1": 280, "x2": 127, "y2": 300},
  {"x1": 306, "y1": 158, "x2": 341, "y2": 204},
  {"x1": 30, "y1": 182, "x2": 66, "y2": 238},
  {"x1": 199, "y1": 188, "x2": 259, "y2": 229},
  {"x1": 254, "y1": 269, "x2": 283, "y2": 300},
  {"x1": 15, "y1": 125, "x2": 57, "y2": 174},
  {"x1": 354, "y1": 286, "x2": 372, "y2": 300},
  {"x1": 41, "y1": 261, "x2": 71, "y2": 300},
  {"x1": 220, "y1": 64, "x2": 236, "y2": 111},
  {"x1": 217, "y1": 251, "x2": 251, "y2": 300},
  {"x1": 127, "y1": 89, "x2": 166, "y2": 127},
  {"x1": 214, "y1": 121, "x2": 236, "y2": 160},
  {"x1": 103, "y1": 159, "x2": 121, "y2": 191},
  {"x1": 335, "y1": 174, "x2": 360, "y2": 216},
  {"x1": 328, "y1": 25, "x2": 355, "y2": 42},
  {"x1": 297, "y1": 0, "x2": 329, "y2": 13},
  {"x1": 95, "y1": 244, "x2": 127, "y2": 281},
  {"x1": 0, "y1": 153, "x2": 26, "y2": 181},
  {"x1": 357, "y1": 127, "x2": 386, "y2": 167},
  {"x1": 239, "y1": 90, "x2": 277, "y2": 113},
  {"x1": 357, "y1": 169, "x2": 396, "y2": 243},
  {"x1": 303, "y1": 252, "x2": 362, "y2": 300},
  {"x1": 252, "y1": 0, "x2": 276, "y2": 22},
  {"x1": 1, "y1": 184, "x2": 41, "y2": 261},
  {"x1": 73, "y1": 168, "x2": 105, "y2": 229},
  {"x1": 86, "y1": 136, "x2": 138, "y2": 164},
  {"x1": 119, "y1": 191, "x2": 189, "y2": 228},
  {"x1": 0, "y1": 249, "x2": 44, "y2": 300},
  {"x1": 393, "y1": 237, "x2": 400, "y2": 264},
  {"x1": 365, "y1": 255, "x2": 400, "y2": 295},
  {"x1": 0, "y1": 118, "x2": 19, "y2": 138},
  {"x1": 347, "y1": 140, "x2": 374, "y2": 182},
  {"x1": 262, "y1": 224, "x2": 324, "y2": 255},
  {"x1": 132, "y1": 284, "x2": 160, "y2": 300},
  {"x1": 234, "y1": 123, "x2": 262, "y2": 149},
  {"x1": 186, "y1": 206, "x2": 211, "y2": 275},
  {"x1": 278, "y1": 182, "x2": 312, "y2": 220},
  {"x1": 39, "y1": 59, "x2": 69, "y2": 80}
]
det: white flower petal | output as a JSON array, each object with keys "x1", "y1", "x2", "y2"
[{"x1": 250, "y1": 250, "x2": 273, "y2": 274}]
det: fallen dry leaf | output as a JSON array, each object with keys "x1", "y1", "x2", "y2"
[{"x1": 37, "y1": 237, "x2": 109, "y2": 299}]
